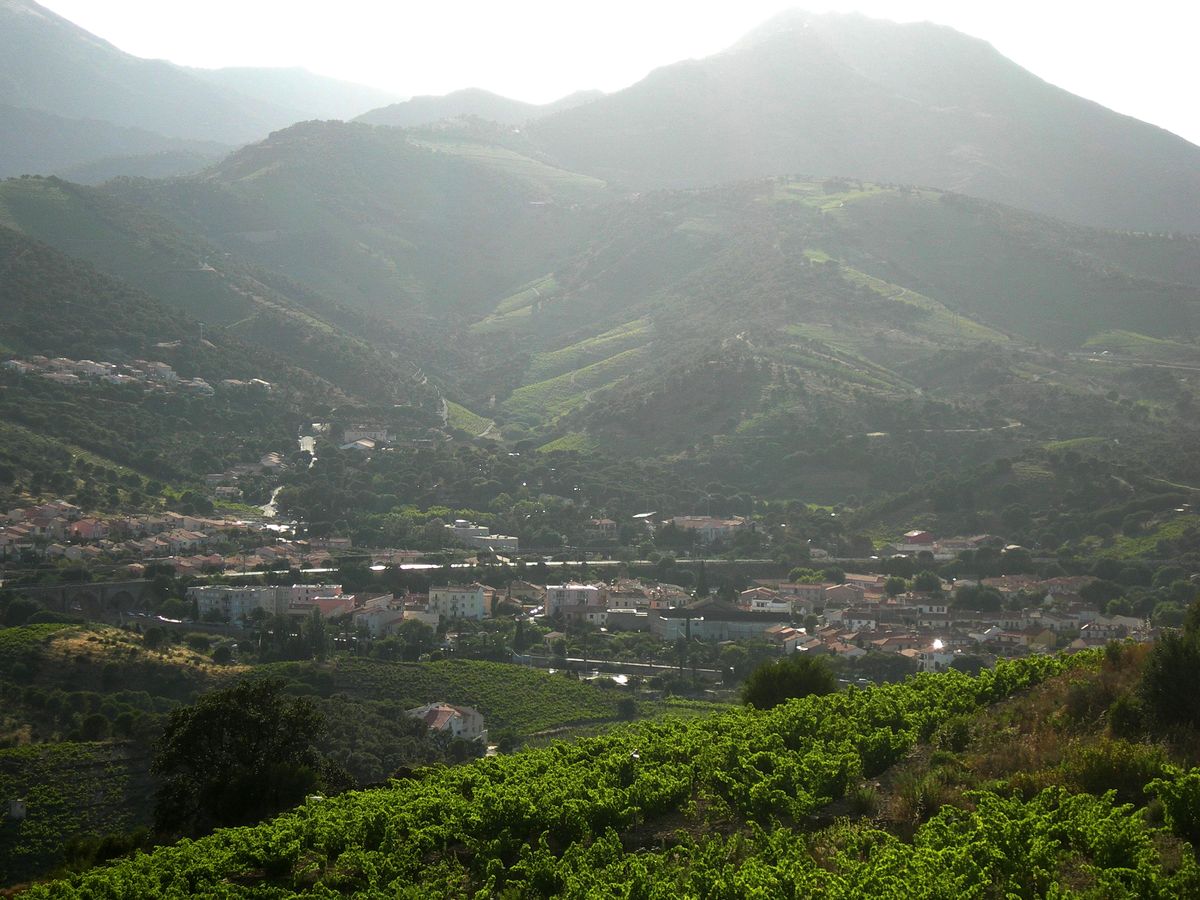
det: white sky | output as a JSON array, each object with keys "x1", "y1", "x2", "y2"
[{"x1": 36, "y1": 0, "x2": 1200, "y2": 145}]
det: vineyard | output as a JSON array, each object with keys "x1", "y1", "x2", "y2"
[
  {"x1": 23, "y1": 651, "x2": 1195, "y2": 896},
  {"x1": 0, "y1": 741, "x2": 153, "y2": 885},
  {"x1": 258, "y1": 657, "x2": 638, "y2": 735}
]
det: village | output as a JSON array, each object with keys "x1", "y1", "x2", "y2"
[{"x1": 1, "y1": 354, "x2": 273, "y2": 397}]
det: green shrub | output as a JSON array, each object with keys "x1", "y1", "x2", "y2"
[
  {"x1": 1060, "y1": 738, "x2": 1168, "y2": 805},
  {"x1": 1147, "y1": 767, "x2": 1200, "y2": 845}
]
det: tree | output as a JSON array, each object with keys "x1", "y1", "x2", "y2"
[
  {"x1": 304, "y1": 607, "x2": 328, "y2": 661},
  {"x1": 742, "y1": 654, "x2": 836, "y2": 710},
  {"x1": 3, "y1": 597, "x2": 40, "y2": 626},
  {"x1": 912, "y1": 571, "x2": 942, "y2": 594},
  {"x1": 152, "y1": 679, "x2": 333, "y2": 837},
  {"x1": 1139, "y1": 626, "x2": 1200, "y2": 730},
  {"x1": 884, "y1": 576, "x2": 907, "y2": 597}
]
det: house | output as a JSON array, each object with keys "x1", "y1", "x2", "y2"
[
  {"x1": 825, "y1": 583, "x2": 866, "y2": 606},
  {"x1": 67, "y1": 519, "x2": 109, "y2": 541},
  {"x1": 342, "y1": 426, "x2": 391, "y2": 445},
  {"x1": 650, "y1": 597, "x2": 790, "y2": 642},
  {"x1": 997, "y1": 627, "x2": 1056, "y2": 651},
  {"x1": 564, "y1": 604, "x2": 608, "y2": 628},
  {"x1": 605, "y1": 609, "x2": 650, "y2": 632},
  {"x1": 895, "y1": 530, "x2": 935, "y2": 554},
  {"x1": 916, "y1": 641, "x2": 957, "y2": 672},
  {"x1": 764, "y1": 624, "x2": 805, "y2": 653},
  {"x1": 188, "y1": 585, "x2": 290, "y2": 622},
  {"x1": 774, "y1": 582, "x2": 828, "y2": 605},
  {"x1": 545, "y1": 583, "x2": 607, "y2": 618},
  {"x1": 352, "y1": 600, "x2": 407, "y2": 638},
  {"x1": 835, "y1": 607, "x2": 879, "y2": 632},
  {"x1": 428, "y1": 584, "x2": 488, "y2": 621},
  {"x1": 585, "y1": 518, "x2": 618, "y2": 540},
  {"x1": 739, "y1": 587, "x2": 791, "y2": 615},
  {"x1": 826, "y1": 641, "x2": 867, "y2": 660},
  {"x1": 289, "y1": 596, "x2": 355, "y2": 620},
  {"x1": 445, "y1": 520, "x2": 520, "y2": 552},
  {"x1": 670, "y1": 515, "x2": 752, "y2": 544},
  {"x1": 870, "y1": 634, "x2": 923, "y2": 654},
  {"x1": 506, "y1": 580, "x2": 546, "y2": 604},
  {"x1": 406, "y1": 703, "x2": 487, "y2": 743}
]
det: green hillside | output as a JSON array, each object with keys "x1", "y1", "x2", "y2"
[
  {"x1": 0, "y1": 623, "x2": 648, "y2": 884},
  {"x1": 105, "y1": 121, "x2": 609, "y2": 330},
  {"x1": 0, "y1": 176, "x2": 439, "y2": 405},
  {"x1": 31, "y1": 652, "x2": 1200, "y2": 897}
]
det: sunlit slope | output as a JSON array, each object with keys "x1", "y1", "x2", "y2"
[{"x1": 106, "y1": 121, "x2": 609, "y2": 325}]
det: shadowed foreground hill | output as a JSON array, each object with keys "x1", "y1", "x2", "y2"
[{"x1": 26, "y1": 653, "x2": 1200, "y2": 897}]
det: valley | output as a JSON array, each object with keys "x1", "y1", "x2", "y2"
[{"x1": 1, "y1": 1, "x2": 1199, "y2": 896}]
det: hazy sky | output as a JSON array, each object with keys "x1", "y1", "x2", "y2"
[{"x1": 37, "y1": 0, "x2": 1200, "y2": 145}]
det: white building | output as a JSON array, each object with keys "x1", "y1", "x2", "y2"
[
  {"x1": 342, "y1": 426, "x2": 391, "y2": 444},
  {"x1": 445, "y1": 520, "x2": 519, "y2": 552},
  {"x1": 545, "y1": 583, "x2": 606, "y2": 617},
  {"x1": 428, "y1": 584, "x2": 488, "y2": 621},
  {"x1": 187, "y1": 585, "x2": 284, "y2": 622},
  {"x1": 352, "y1": 599, "x2": 407, "y2": 637},
  {"x1": 291, "y1": 584, "x2": 342, "y2": 605},
  {"x1": 406, "y1": 702, "x2": 487, "y2": 743},
  {"x1": 671, "y1": 515, "x2": 752, "y2": 544},
  {"x1": 186, "y1": 583, "x2": 346, "y2": 622}
]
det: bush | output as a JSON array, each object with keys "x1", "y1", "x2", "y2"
[
  {"x1": 1107, "y1": 693, "x2": 1146, "y2": 738},
  {"x1": 1137, "y1": 628, "x2": 1200, "y2": 728},
  {"x1": 616, "y1": 697, "x2": 638, "y2": 720},
  {"x1": 742, "y1": 654, "x2": 836, "y2": 710},
  {"x1": 184, "y1": 633, "x2": 213, "y2": 653},
  {"x1": 932, "y1": 715, "x2": 972, "y2": 752},
  {"x1": 1147, "y1": 767, "x2": 1200, "y2": 846},
  {"x1": 1060, "y1": 739, "x2": 1168, "y2": 805}
]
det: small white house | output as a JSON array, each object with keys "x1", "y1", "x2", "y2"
[{"x1": 407, "y1": 702, "x2": 488, "y2": 743}]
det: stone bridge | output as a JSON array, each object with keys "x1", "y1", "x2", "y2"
[{"x1": 2, "y1": 579, "x2": 157, "y2": 620}]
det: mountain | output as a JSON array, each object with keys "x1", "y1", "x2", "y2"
[
  {"x1": 0, "y1": 104, "x2": 228, "y2": 179},
  {"x1": 0, "y1": 175, "x2": 444, "y2": 404},
  {"x1": 456, "y1": 177, "x2": 1200, "y2": 497},
  {"x1": 58, "y1": 116, "x2": 1195, "y2": 497},
  {"x1": 102, "y1": 120, "x2": 609, "y2": 330},
  {"x1": 0, "y1": 0, "x2": 296, "y2": 144},
  {"x1": 186, "y1": 66, "x2": 401, "y2": 122},
  {"x1": 357, "y1": 87, "x2": 603, "y2": 128},
  {"x1": 527, "y1": 11, "x2": 1200, "y2": 233},
  {"x1": 0, "y1": 223, "x2": 315, "y2": 486}
]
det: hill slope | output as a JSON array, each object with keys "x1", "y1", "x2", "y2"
[
  {"x1": 30, "y1": 654, "x2": 1187, "y2": 897},
  {"x1": 356, "y1": 87, "x2": 603, "y2": 128},
  {"x1": 186, "y1": 66, "x2": 400, "y2": 122},
  {"x1": 0, "y1": 0, "x2": 295, "y2": 145},
  {"x1": 0, "y1": 105, "x2": 227, "y2": 180},
  {"x1": 103, "y1": 120, "x2": 609, "y2": 330},
  {"x1": 528, "y1": 11, "x2": 1200, "y2": 233}
]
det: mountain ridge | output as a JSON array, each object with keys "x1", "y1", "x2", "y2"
[
  {"x1": 356, "y1": 86, "x2": 604, "y2": 129},
  {"x1": 527, "y1": 10, "x2": 1200, "y2": 233}
]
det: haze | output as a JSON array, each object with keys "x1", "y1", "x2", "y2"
[{"x1": 35, "y1": 0, "x2": 1200, "y2": 146}]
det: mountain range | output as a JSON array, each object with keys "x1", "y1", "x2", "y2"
[
  {"x1": 1, "y1": 4, "x2": 1198, "y2": 506},
  {"x1": 0, "y1": 0, "x2": 399, "y2": 178},
  {"x1": 525, "y1": 11, "x2": 1200, "y2": 233},
  {"x1": 356, "y1": 87, "x2": 604, "y2": 129}
]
